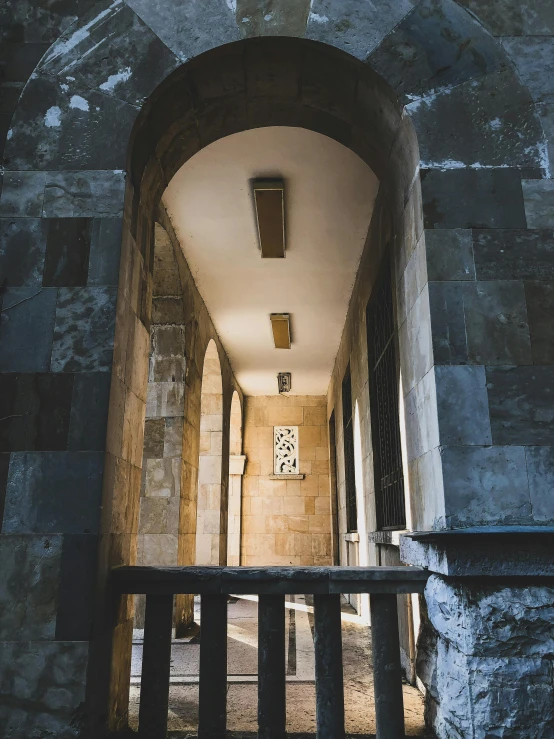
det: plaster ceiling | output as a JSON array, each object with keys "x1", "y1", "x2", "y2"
[{"x1": 163, "y1": 127, "x2": 379, "y2": 396}]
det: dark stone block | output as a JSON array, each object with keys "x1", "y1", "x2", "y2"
[
  {"x1": 51, "y1": 286, "x2": 117, "y2": 372},
  {"x1": 408, "y1": 68, "x2": 543, "y2": 169},
  {"x1": 55, "y1": 534, "x2": 98, "y2": 640},
  {"x1": 68, "y1": 373, "x2": 111, "y2": 451},
  {"x1": 1, "y1": 41, "x2": 50, "y2": 83},
  {"x1": 434, "y1": 365, "x2": 492, "y2": 445},
  {"x1": 522, "y1": 180, "x2": 554, "y2": 229},
  {"x1": 3, "y1": 75, "x2": 138, "y2": 171},
  {"x1": 43, "y1": 171, "x2": 126, "y2": 218},
  {"x1": 0, "y1": 287, "x2": 57, "y2": 372},
  {"x1": 152, "y1": 296, "x2": 185, "y2": 324},
  {"x1": 487, "y1": 366, "x2": 554, "y2": 445},
  {"x1": 473, "y1": 229, "x2": 554, "y2": 280},
  {"x1": 0, "y1": 171, "x2": 46, "y2": 217},
  {"x1": 0, "y1": 373, "x2": 74, "y2": 452},
  {"x1": 525, "y1": 281, "x2": 554, "y2": 364},
  {"x1": 368, "y1": 0, "x2": 507, "y2": 101},
  {"x1": 428, "y1": 282, "x2": 468, "y2": 364},
  {"x1": 421, "y1": 169, "x2": 527, "y2": 229},
  {"x1": 301, "y1": 48, "x2": 357, "y2": 122},
  {"x1": 244, "y1": 40, "x2": 302, "y2": 101},
  {"x1": 0, "y1": 218, "x2": 48, "y2": 287},
  {"x1": 5, "y1": 0, "x2": 81, "y2": 44},
  {"x1": 39, "y1": 2, "x2": 180, "y2": 108},
  {"x1": 425, "y1": 229, "x2": 475, "y2": 281},
  {"x1": 43, "y1": 218, "x2": 92, "y2": 287},
  {"x1": 0, "y1": 453, "x2": 10, "y2": 527},
  {"x1": 463, "y1": 281, "x2": 532, "y2": 365},
  {"x1": 237, "y1": 0, "x2": 310, "y2": 37},
  {"x1": 3, "y1": 450, "x2": 104, "y2": 533},
  {"x1": 501, "y1": 37, "x2": 554, "y2": 105},
  {"x1": 143, "y1": 418, "x2": 165, "y2": 459},
  {"x1": 456, "y1": 0, "x2": 554, "y2": 36},
  {"x1": 526, "y1": 446, "x2": 554, "y2": 522},
  {"x1": 88, "y1": 218, "x2": 123, "y2": 287}
]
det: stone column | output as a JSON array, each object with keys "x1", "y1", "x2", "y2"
[{"x1": 227, "y1": 454, "x2": 246, "y2": 566}]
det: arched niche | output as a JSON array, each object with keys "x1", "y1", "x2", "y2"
[{"x1": 227, "y1": 391, "x2": 244, "y2": 566}]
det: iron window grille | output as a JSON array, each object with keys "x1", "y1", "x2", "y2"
[
  {"x1": 341, "y1": 366, "x2": 358, "y2": 533},
  {"x1": 366, "y1": 256, "x2": 406, "y2": 531}
]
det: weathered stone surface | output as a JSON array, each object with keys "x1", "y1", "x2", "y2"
[
  {"x1": 457, "y1": 0, "x2": 554, "y2": 36},
  {"x1": 40, "y1": 1, "x2": 180, "y2": 107},
  {"x1": 126, "y1": 0, "x2": 239, "y2": 61},
  {"x1": 525, "y1": 281, "x2": 554, "y2": 364},
  {"x1": 306, "y1": 0, "x2": 415, "y2": 60},
  {"x1": 404, "y1": 369, "x2": 439, "y2": 461},
  {"x1": 397, "y1": 232, "x2": 426, "y2": 328},
  {"x1": 368, "y1": 0, "x2": 507, "y2": 101},
  {"x1": 398, "y1": 284, "x2": 434, "y2": 393},
  {"x1": 3, "y1": 75, "x2": 138, "y2": 171},
  {"x1": 143, "y1": 457, "x2": 180, "y2": 498},
  {"x1": 0, "y1": 218, "x2": 48, "y2": 287},
  {"x1": 163, "y1": 417, "x2": 184, "y2": 457},
  {"x1": 422, "y1": 169, "x2": 527, "y2": 229},
  {"x1": 473, "y1": 229, "x2": 554, "y2": 280},
  {"x1": 51, "y1": 287, "x2": 117, "y2": 372},
  {"x1": 0, "y1": 287, "x2": 57, "y2": 372},
  {"x1": 43, "y1": 171, "x2": 125, "y2": 218},
  {"x1": 537, "y1": 103, "x2": 554, "y2": 176},
  {"x1": 237, "y1": 0, "x2": 310, "y2": 37},
  {"x1": 87, "y1": 218, "x2": 123, "y2": 287},
  {"x1": 434, "y1": 365, "x2": 492, "y2": 445},
  {"x1": 43, "y1": 218, "x2": 92, "y2": 287},
  {"x1": 0, "y1": 640, "x2": 89, "y2": 738},
  {"x1": 441, "y1": 445, "x2": 532, "y2": 527},
  {"x1": 408, "y1": 68, "x2": 543, "y2": 169},
  {"x1": 143, "y1": 418, "x2": 165, "y2": 459},
  {"x1": 501, "y1": 37, "x2": 554, "y2": 104},
  {"x1": 68, "y1": 373, "x2": 111, "y2": 451},
  {"x1": 0, "y1": 171, "x2": 46, "y2": 217},
  {"x1": 146, "y1": 381, "x2": 185, "y2": 418},
  {"x1": 55, "y1": 534, "x2": 98, "y2": 640},
  {"x1": 526, "y1": 446, "x2": 554, "y2": 522},
  {"x1": 0, "y1": 373, "x2": 74, "y2": 452},
  {"x1": 3, "y1": 451, "x2": 104, "y2": 533},
  {"x1": 487, "y1": 366, "x2": 554, "y2": 445},
  {"x1": 428, "y1": 282, "x2": 468, "y2": 364},
  {"x1": 425, "y1": 229, "x2": 475, "y2": 281},
  {"x1": 0, "y1": 535, "x2": 62, "y2": 639},
  {"x1": 463, "y1": 280, "x2": 532, "y2": 365},
  {"x1": 138, "y1": 496, "x2": 179, "y2": 534},
  {"x1": 522, "y1": 180, "x2": 554, "y2": 228}
]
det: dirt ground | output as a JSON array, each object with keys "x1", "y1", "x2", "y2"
[{"x1": 129, "y1": 595, "x2": 426, "y2": 736}]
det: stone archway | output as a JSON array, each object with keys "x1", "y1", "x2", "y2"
[
  {"x1": 0, "y1": 3, "x2": 550, "y2": 736},
  {"x1": 195, "y1": 340, "x2": 225, "y2": 566}
]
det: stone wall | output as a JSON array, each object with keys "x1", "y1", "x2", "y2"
[{"x1": 241, "y1": 395, "x2": 332, "y2": 566}]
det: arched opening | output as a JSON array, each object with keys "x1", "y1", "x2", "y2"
[
  {"x1": 195, "y1": 340, "x2": 225, "y2": 566},
  {"x1": 227, "y1": 391, "x2": 244, "y2": 566}
]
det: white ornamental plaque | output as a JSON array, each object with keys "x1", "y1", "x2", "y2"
[{"x1": 274, "y1": 426, "x2": 299, "y2": 475}]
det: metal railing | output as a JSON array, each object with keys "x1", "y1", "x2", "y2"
[{"x1": 112, "y1": 566, "x2": 429, "y2": 739}]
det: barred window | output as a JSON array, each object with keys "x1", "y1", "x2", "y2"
[
  {"x1": 366, "y1": 256, "x2": 406, "y2": 530},
  {"x1": 341, "y1": 366, "x2": 358, "y2": 533}
]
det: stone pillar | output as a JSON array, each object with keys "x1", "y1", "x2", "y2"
[
  {"x1": 227, "y1": 454, "x2": 246, "y2": 566},
  {"x1": 402, "y1": 530, "x2": 554, "y2": 738}
]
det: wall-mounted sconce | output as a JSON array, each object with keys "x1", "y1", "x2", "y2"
[
  {"x1": 253, "y1": 179, "x2": 285, "y2": 258},
  {"x1": 270, "y1": 313, "x2": 291, "y2": 349}
]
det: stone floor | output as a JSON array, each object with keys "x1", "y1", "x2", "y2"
[{"x1": 129, "y1": 596, "x2": 426, "y2": 736}]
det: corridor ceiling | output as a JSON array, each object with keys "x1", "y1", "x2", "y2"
[{"x1": 163, "y1": 127, "x2": 378, "y2": 396}]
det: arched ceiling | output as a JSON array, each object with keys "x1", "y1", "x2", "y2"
[{"x1": 163, "y1": 126, "x2": 378, "y2": 396}]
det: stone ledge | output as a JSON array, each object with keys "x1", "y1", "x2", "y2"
[
  {"x1": 269, "y1": 474, "x2": 304, "y2": 480},
  {"x1": 401, "y1": 527, "x2": 554, "y2": 577}
]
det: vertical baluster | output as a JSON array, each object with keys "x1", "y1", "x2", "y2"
[
  {"x1": 198, "y1": 594, "x2": 227, "y2": 739},
  {"x1": 258, "y1": 594, "x2": 286, "y2": 739},
  {"x1": 370, "y1": 593, "x2": 405, "y2": 739},
  {"x1": 313, "y1": 594, "x2": 345, "y2": 739},
  {"x1": 138, "y1": 593, "x2": 174, "y2": 739}
]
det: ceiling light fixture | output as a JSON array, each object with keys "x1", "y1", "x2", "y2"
[
  {"x1": 270, "y1": 313, "x2": 291, "y2": 349},
  {"x1": 253, "y1": 178, "x2": 285, "y2": 258}
]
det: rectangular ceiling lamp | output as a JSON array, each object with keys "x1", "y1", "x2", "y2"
[
  {"x1": 270, "y1": 313, "x2": 291, "y2": 349},
  {"x1": 253, "y1": 179, "x2": 285, "y2": 258}
]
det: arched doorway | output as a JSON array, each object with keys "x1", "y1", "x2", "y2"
[
  {"x1": 0, "y1": 3, "x2": 549, "y2": 735},
  {"x1": 227, "y1": 391, "x2": 244, "y2": 566},
  {"x1": 195, "y1": 340, "x2": 225, "y2": 566}
]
